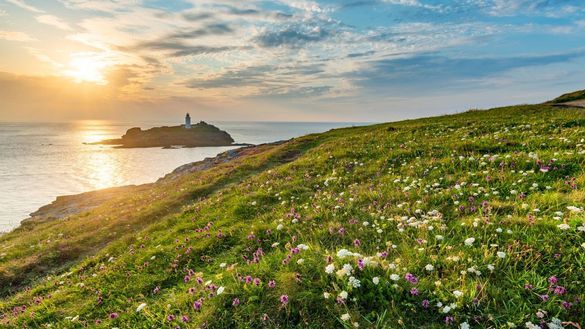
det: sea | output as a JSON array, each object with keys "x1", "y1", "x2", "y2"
[{"x1": 0, "y1": 121, "x2": 367, "y2": 232}]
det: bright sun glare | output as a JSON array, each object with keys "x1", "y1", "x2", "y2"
[{"x1": 65, "y1": 55, "x2": 108, "y2": 85}]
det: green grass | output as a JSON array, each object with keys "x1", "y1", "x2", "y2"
[
  {"x1": 549, "y1": 89, "x2": 585, "y2": 104},
  {"x1": 1, "y1": 104, "x2": 584, "y2": 328}
]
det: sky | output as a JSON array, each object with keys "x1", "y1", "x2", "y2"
[{"x1": 0, "y1": 0, "x2": 584, "y2": 122}]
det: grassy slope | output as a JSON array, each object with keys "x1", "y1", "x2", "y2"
[
  {"x1": 549, "y1": 89, "x2": 585, "y2": 104},
  {"x1": 1, "y1": 104, "x2": 584, "y2": 328}
]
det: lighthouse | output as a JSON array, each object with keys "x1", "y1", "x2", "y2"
[{"x1": 185, "y1": 113, "x2": 192, "y2": 129}]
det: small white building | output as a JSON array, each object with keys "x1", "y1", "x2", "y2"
[{"x1": 185, "y1": 113, "x2": 192, "y2": 129}]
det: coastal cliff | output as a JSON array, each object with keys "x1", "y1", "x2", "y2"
[
  {"x1": 1, "y1": 96, "x2": 584, "y2": 328},
  {"x1": 92, "y1": 121, "x2": 235, "y2": 148}
]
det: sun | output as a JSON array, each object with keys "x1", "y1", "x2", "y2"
[{"x1": 64, "y1": 54, "x2": 108, "y2": 85}]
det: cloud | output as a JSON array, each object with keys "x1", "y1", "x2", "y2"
[
  {"x1": 184, "y1": 65, "x2": 273, "y2": 88},
  {"x1": 486, "y1": 0, "x2": 585, "y2": 17},
  {"x1": 255, "y1": 25, "x2": 332, "y2": 48},
  {"x1": 166, "y1": 23, "x2": 233, "y2": 39},
  {"x1": 352, "y1": 50, "x2": 585, "y2": 94},
  {"x1": 0, "y1": 31, "x2": 36, "y2": 42},
  {"x1": 125, "y1": 40, "x2": 237, "y2": 57},
  {"x1": 35, "y1": 15, "x2": 73, "y2": 31},
  {"x1": 6, "y1": 0, "x2": 43, "y2": 13}
]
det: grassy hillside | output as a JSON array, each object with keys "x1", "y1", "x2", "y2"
[
  {"x1": 1, "y1": 104, "x2": 584, "y2": 328},
  {"x1": 549, "y1": 89, "x2": 585, "y2": 104}
]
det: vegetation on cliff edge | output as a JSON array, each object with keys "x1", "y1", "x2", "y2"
[{"x1": 0, "y1": 103, "x2": 584, "y2": 328}]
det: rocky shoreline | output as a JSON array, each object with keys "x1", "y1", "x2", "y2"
[{"x1": 18, "y1": 142, "x2": 283, "y2": 227}]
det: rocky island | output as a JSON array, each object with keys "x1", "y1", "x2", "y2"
[{"x1": 91, "y1": 114, "x2": 237, "y2": 148}]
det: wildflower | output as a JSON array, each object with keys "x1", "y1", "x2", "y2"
[
  {"x1": 279, "y1": 294, "x2": 289, "y2": 305},
  {"x1": 217, "y1": 286, "x2": 225, "y2": 295},
  {"x1": 325, "y1": 263, "x2": 335, "y2": 274},
  {"x1": 349, "y1": 276, "x2": 361, "y2": 288},
  {"x1": 341, "y1": 313, "x2": 351, "y2": 321},
  {"x1": 338, "y1": 291, "x2": 348, "y2": 299},
  {"x1": 181, "y1": 315, "x2": 189, "y2": 323},
  {"x1": 337, "y1": 249, "x2": 355, "y2": 258},
  {"x1": 167, "y1": 315, "x2": 175, "y2": 322},
  {"x1": 453, "y1": 290, "x2": 463, "y2": 298},
  {"x1": 136, "y1": 303, "x2": 147, "y2": 312},
  {"x1": 497, "y1": 251, "x2": 506, "y2": 259},
  {"x1": 297, "y1": 244, "x2": 309, "y2": 250},
  {"x1": 323, "y1": 292, "x2": 330, "y2": 299},
  {"x1": 404, "y1": 273, "x2": 418, "y2": 284},
  {"x1": 460, "y1": 322, "x2": 470, "y2": 329},
  {"x1": 464, "y1": 237, "x2": 475, "y2": 246},
  {"x1": 422, "y1": 299, "x2": 430, "y2": 308},
  {"x1": 372, "y1": 276, "x2": 380, "y2": 285},
  {"x1": 548, "y1": 276, "x2": 558, "y2": 285},
  {"x1": 193, "y1": 300, "x2": 202, "y2": 311},
  {"x1": 557, "y1": 223, "x2": 570, "y2": 230},
  {"x1": 232, "y1": 298, "x2": 240, "y2": 307},
  {"x1": 425, "y1": 264, "x2": 434, "y2": 271},
  {"x1": 109, "y1": 313, "x2": 119, "y2": 319},
  {"x1": 342, "y1": 263, "x2": 353, "y2": 276},
  {"x1": 410, "y1": 288, "x2": 419, "y2": 296},
  {"x1": 567, "y1": 206, "x2": 583, "y2": 213},
  {"x1": 553, "y1": 286, "x2": 566, "y2": 295},
  {"x1": 268, "y1": 280, "x2": 276, "y2": 288},
  {"x1": 390, "y1": 274, "x2": 400, "y2": 281}
]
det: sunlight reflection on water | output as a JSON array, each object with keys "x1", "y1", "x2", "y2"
[{"x1": 0, "y1": 120, "x2": 366, "y2": 231}]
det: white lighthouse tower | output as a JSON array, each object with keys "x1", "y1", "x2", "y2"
[{"x1": 185, "y1": 113, "x2": 192, "y2": 129}]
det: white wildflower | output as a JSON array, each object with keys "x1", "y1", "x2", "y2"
[{"x1": 136, "y1": 303, "x2": 147, "y2": 312}]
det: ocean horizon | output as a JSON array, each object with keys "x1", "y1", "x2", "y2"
[{"x1": 0, "y1": 120, "x2": 369, "y2": 232}]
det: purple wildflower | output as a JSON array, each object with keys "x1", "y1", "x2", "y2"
[
  {"x1": 280, "y1": 294, "x2": 289, "y2": 305},
  {"x1": 405, "y1": 273, "x2": 418, "y2": 284}
]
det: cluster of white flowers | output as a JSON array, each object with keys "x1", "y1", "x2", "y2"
[{"x1": 348, "y1": 276, "x2": 361, "y2": 288}]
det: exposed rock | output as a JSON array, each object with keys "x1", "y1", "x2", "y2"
[{"x1": 90, "y1": 121, "x2": 235, "y2": 148}]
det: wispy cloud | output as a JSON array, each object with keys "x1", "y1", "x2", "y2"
[
  {"x1": 6, "y1": 0, "x2": 43, "y2": 13},
  {"x1": 1, "y1": 0, "x2": 584, "y2": 121},
  {"x1": 35, "y1": 15, "x2": 73, "y2": 31},
  {"x1": 0, "y1": 30, "x2": 36, "y2": 42}
]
